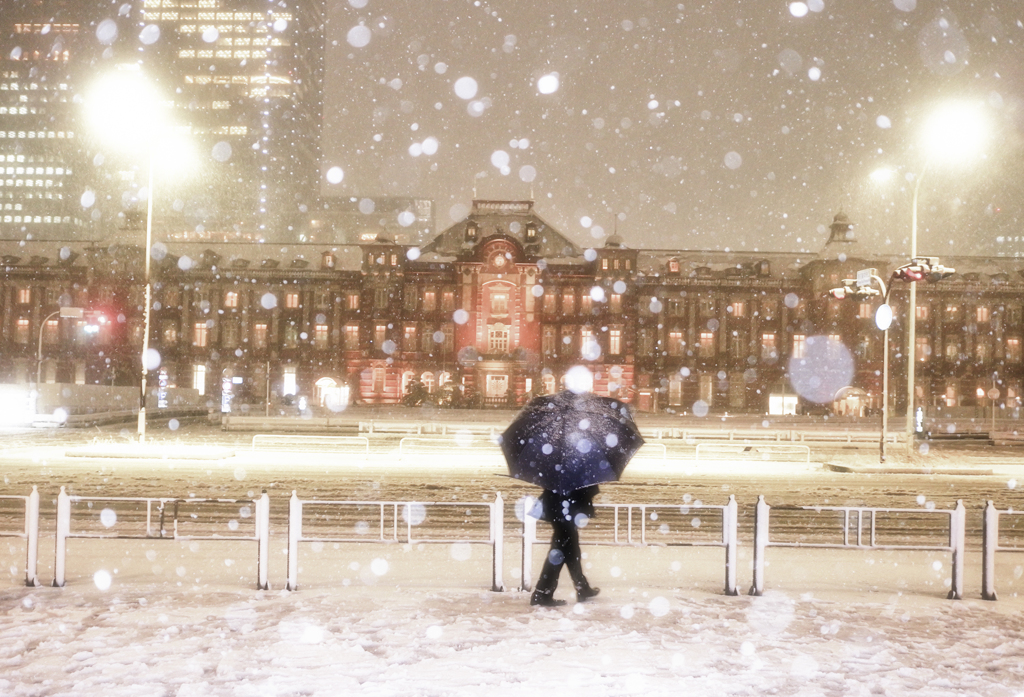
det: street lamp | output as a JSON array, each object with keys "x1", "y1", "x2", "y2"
[
  {"x1": 903, "y1": 102, "x2": 988, "y2": 457},
  {"x1": 36, "y1": 307, "x2": 83, "y2": 386},
  {"x1": 84, "y1": 66, "x2": 194, "y2": 443}
]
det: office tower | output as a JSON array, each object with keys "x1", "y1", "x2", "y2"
[{"x1": 0, "y1": 4, "x2": 87, "y2": 241}]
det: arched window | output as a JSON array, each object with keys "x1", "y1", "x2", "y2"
[{"x1": 422, "y1": 371, "x2": 435, "y2": 393}]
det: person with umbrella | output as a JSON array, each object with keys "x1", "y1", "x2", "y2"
[{"x1": 500, "y1": 375, "x2": 644, "y2": 607}]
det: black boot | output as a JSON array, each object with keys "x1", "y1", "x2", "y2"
[
  {"x1": 530, "y1": 588, "x2": 566, "y2": 607},
  {"x1": 576, "y1": 585, "x2": 600, "y2": 602}
]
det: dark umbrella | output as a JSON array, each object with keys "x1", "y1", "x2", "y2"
[{"x1": 499, "y1": 390, "x2": 645, "y2": 495}]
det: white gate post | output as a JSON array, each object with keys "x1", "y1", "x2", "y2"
[
  {"x1": 521, "y1": 497, "x2": 537, "y2": 592},
  {"x1": 53, "y1": 487, "x2": 70, "y2": 588},
  {"x1": 491, "y1": 493, "x2": 504, "y2": 592},
  {"x1": 287, "y1": 491, "x2": 302, "y2": 591},
  {"x1": 256, "y1": 491, "x2": 270, "y2": 590},
  {"x1": 749, "y1": 495, "x2": 769, "y2": 596},
  {"x1": 25, "y1": 486, "x2": 40, "y2": 587},
  {"x1": 982, "y1": 500, "x2": 998, "y2": 601},
  {"x1": 948, "y1": 500, "x2": 966, "y2": 600},
  {"x1": 724, "y1": 495, "x2": 738, "y2": 596}
]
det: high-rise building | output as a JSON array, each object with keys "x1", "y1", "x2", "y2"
[
  {"x1": 71, "y1": 0, "x2": 324, "y2": 244},
  {"x1": 0, "y1": 5, "x2": 87, "y2": 241}
]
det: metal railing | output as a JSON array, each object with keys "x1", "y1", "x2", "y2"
[
  {"x1": 286, "y1": 492, "x2": 504, "y2": 592},
  {"x1": 982, "y1": 501, "x2": 1024, "y2": 601},
  {"x1": 521, "y1": 496, "x2": 739, "y2": 596},
  {"x1": 251, "y1": 434, "x2": 370, "y2": 455},
  {"x1": 0, "y1": 487, "x2": 40, "y2": 586},
  {"x1": 695, "y1": 442, "x2": 811, "y2": 463},
  {"x1": 397, "y1": 435, "x2": 498, "y2": 458},
  {"x1": 750, "y1": 495, "x2": 967, "y2": 599},
  {"x1": 53, "y1": 487, "x2": 270, "y2": 589},
  {"x1": 359, "y1": 421, "x2": 502, "y2": 437}
]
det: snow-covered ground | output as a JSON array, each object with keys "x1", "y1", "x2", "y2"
[
  {"x1": 4, "y1": 536, "x2": 1024, "y2": 696},
  {"x1": 4, "y1": 438, "x2": 1024, "y2": 695}
]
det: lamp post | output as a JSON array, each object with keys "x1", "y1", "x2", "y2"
[
  {"x1": 85, "y1": 66, "x2": 194, "y2": 444},
  {"x1": 903, "y1": 102, "x2": 988, "y2": 457},
  {"x1": 36, "y1": 306, "x2": 83, "y2": 386}
]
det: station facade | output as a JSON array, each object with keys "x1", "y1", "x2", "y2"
[{"x1": 1, "y1": 199, "x2": 1022, "y2": 419}]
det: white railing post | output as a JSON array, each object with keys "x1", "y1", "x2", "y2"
[
  {"x1": 521, "y1": 497, "x2": 537, "y2": 592},
  {"x1": 749, "y1": 495, "x2": 769, "y2": 596},
  {"x1": 25, "y1": 486, "x2": 40, "y2": 587},
  {"x1": 53, "y1": 487, "x2": 70, "y2": 588},
  {"x1": 724, "y1": 494, "x2": 738, "y2": 596},
  {"x1": 982, "y1": 500, "x2": 998, "y2": 601},
  {"x1": 491, "y1": 493, "x2": 504, "y2": 592},
  {"x1": 948, "y1": 500, "x2": 966, "y2": 600},
  {"x1": 287, "y1": 491, "x2": 302, "y2": 591},
  {"x1": 256, "y1": 491, "x2": 270, "y2": 590}
]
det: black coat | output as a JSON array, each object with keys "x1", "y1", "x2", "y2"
[{"x1": 539, "y1": 485, "x2": 599, "y2": 523}]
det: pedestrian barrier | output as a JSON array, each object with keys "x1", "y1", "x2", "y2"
[
  {"x1": 981, "y1": 501, "x2": 1024, "y2": 600},
  {"x1": 694, "y1": 442, "x2": 811, "y2": 463},
  {"x1": 360, "y1": 421, "x2": 501, "y2": 437},
  {"x1": 642, "y1": 427, "x2": 902, "y2": 445},
  {"x1": 251, "y1": 434, "x2": 370, "y2": 455},
  {"x1": 635, "y1": 442, "x2": 668, "y2": 459},
  {"x1": 286, "y1": 492, "x2": 504, "y2": 592},
  {"x1": 750, "y1": 496, "x2": 967, "y2": 599},
  {"x1": 397, "y1": 435, "x2": 498, "y2": 458},
  {"x1": 52, "y1": 487, "x2": 270, "y2": 589},
  {"x1": 0, "y1": 487, "x2": 40, "y2": 586},
  {"x1": 520, "y1": 496, "x2": 739, "y2": 596}
]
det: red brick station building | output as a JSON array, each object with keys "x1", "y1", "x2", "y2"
[{"x1": 2, "y1": 200, "x2": 1023, "y2": 419}]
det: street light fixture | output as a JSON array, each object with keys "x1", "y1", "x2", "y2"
[
  {"x1": 903, "y1": 101, "x2": 988, "y2": 457},
  {"x1": 84, "y1": 66, "x2": 195, "y2": 444}
]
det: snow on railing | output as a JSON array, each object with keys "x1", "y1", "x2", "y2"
[
  {"x1": 286, "y1": 492, "x2": 504, "y2": 592},
  {"x1": 750, "y1": 496, "x2": 967, "y2": 599},
  {"x1": 520, "y1": 496, "x2": 739, "y2": 596},
  {"x1": 397, "y1": 435, "x2": 498, "y2": 459},
  {"x1": 52, "y1": 487, "x2": 270, "y2": 590},
  {"x1": 981, "y1": 501, "x2": 1024, "y2": 601},
  {"x1": 251, "y1": 434, "x2": 370, "y2": 455},
  {"x1": 0, "y1": 487, "x2": 40, "y2": 586}
]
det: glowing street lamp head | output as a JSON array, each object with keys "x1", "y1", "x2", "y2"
[
  {"x1": 921, "y1": 102, "x2": 988, "y2": 165},
  {"x1": 869, "y1": 167, "x2": 896, "y2": 185},
  {"x1": 85, "y1": 67, "x2": 171, "y2": 153}
]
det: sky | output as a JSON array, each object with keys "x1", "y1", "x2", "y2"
[{"x1": 321, "y1": 0, "x2": 1024, "y2": 255}]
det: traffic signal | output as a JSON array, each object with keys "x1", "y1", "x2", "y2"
[
  {"x1": 892, "y1": 263, "x2": 926, "y2": 282},
  {"x1": 828, "y1": 279, "x2": 879, "y2": 300}
]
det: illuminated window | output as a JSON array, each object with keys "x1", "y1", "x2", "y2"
[
  {"x1": 163, "y1": 322, "x2": 178, "y2": 345},
  {"x1": 374, "y1": 324, "x2": 386, "y2": 347},
  {"x1": 488, "y1": 324, "x2": 510, "y2": 353},
  {"x1": 669, "y1": 330, "x2": 684, "y2": 357},
  {"x1": 403, "y1": 325, "x2": 417, "y2": 352},
  {"x1": 609, "y1": 329, "x2": 622, "y2": 355},
  {"x1": 283, "y1": 324, "x2": 298, "y2": 348},
  {"x1": 193, "y1": 364, "x2": 206, "y2": 396},
  {"x1": 610, "y1": 294, "x2": 622, "y2": 313},
  {"x1": 17, "y1": 287, "x2": 30, "y2": 303},
  {"x1": 916, "y1": 336, "x2": 931, "y2": 362},
  {"x1": 697, "y1": 331, "x2": 714, "y2": 358},
  {"x1": 976, "y1": 306, "x2": 990, "y2": 322},
  {"x1": 562, "y1": 290, "x2": 575, "y2": 314},
  {"x1": 916, "y1": 304, "x2": 930, "y2": 321},
  {"x1": 1008, "y1": 338, "x2": 1022, "y2": 363},
  {"x1": 945, "y1": 385, "x2": 957, "y2": 408},
  {"x1": 423, "y1": 291, "x2": 436, "y2": 311},
  {"x1": 491, "y1": 292, "x2": 508, "y2": 315},
  {"x1": 253, "y1": 323, "x2": 267, "y2": 349},
  {"x1": 858, "y1": 303, "x2": 872, "y2": 319},
  {"x1": 314, "y1": 323, "x2": 328, "y2": 348},
  {"x1": 542, "y1": 326, "x2": 556, "y2": 355},
  {"x1": 730, "y1": 301, "x2": 745, "y2": 318},
  {"x1": 285, "y1": 292, "x2": 299, "y2": 309},
  {"x1": 344, "y1": 325, "x2": 359, "y2": 349},
  {"x1": 346, "y1": 293, "x2": 359, "y2": 310},
  {"x1": 193, "y1": 322, "x2": 208, "y2": 347},
  {"x1": 14, "y1": 318, "x2": 29, "y2": 344},
  {"x1": 43, "y1": 319, "x2": 58, "y2": 343},
  {"x1": 791, "y1": 334, "x2": 806, "y2": 359},
  {"x1": 224, "y1": 291, "x2": 238, "y2": 308},
  {"x1": 442, "y1": 291, "x2": 454, "y2": 311},
  {"x1": 282, "y1": 366, "x2": 297, "y2": 396}
]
